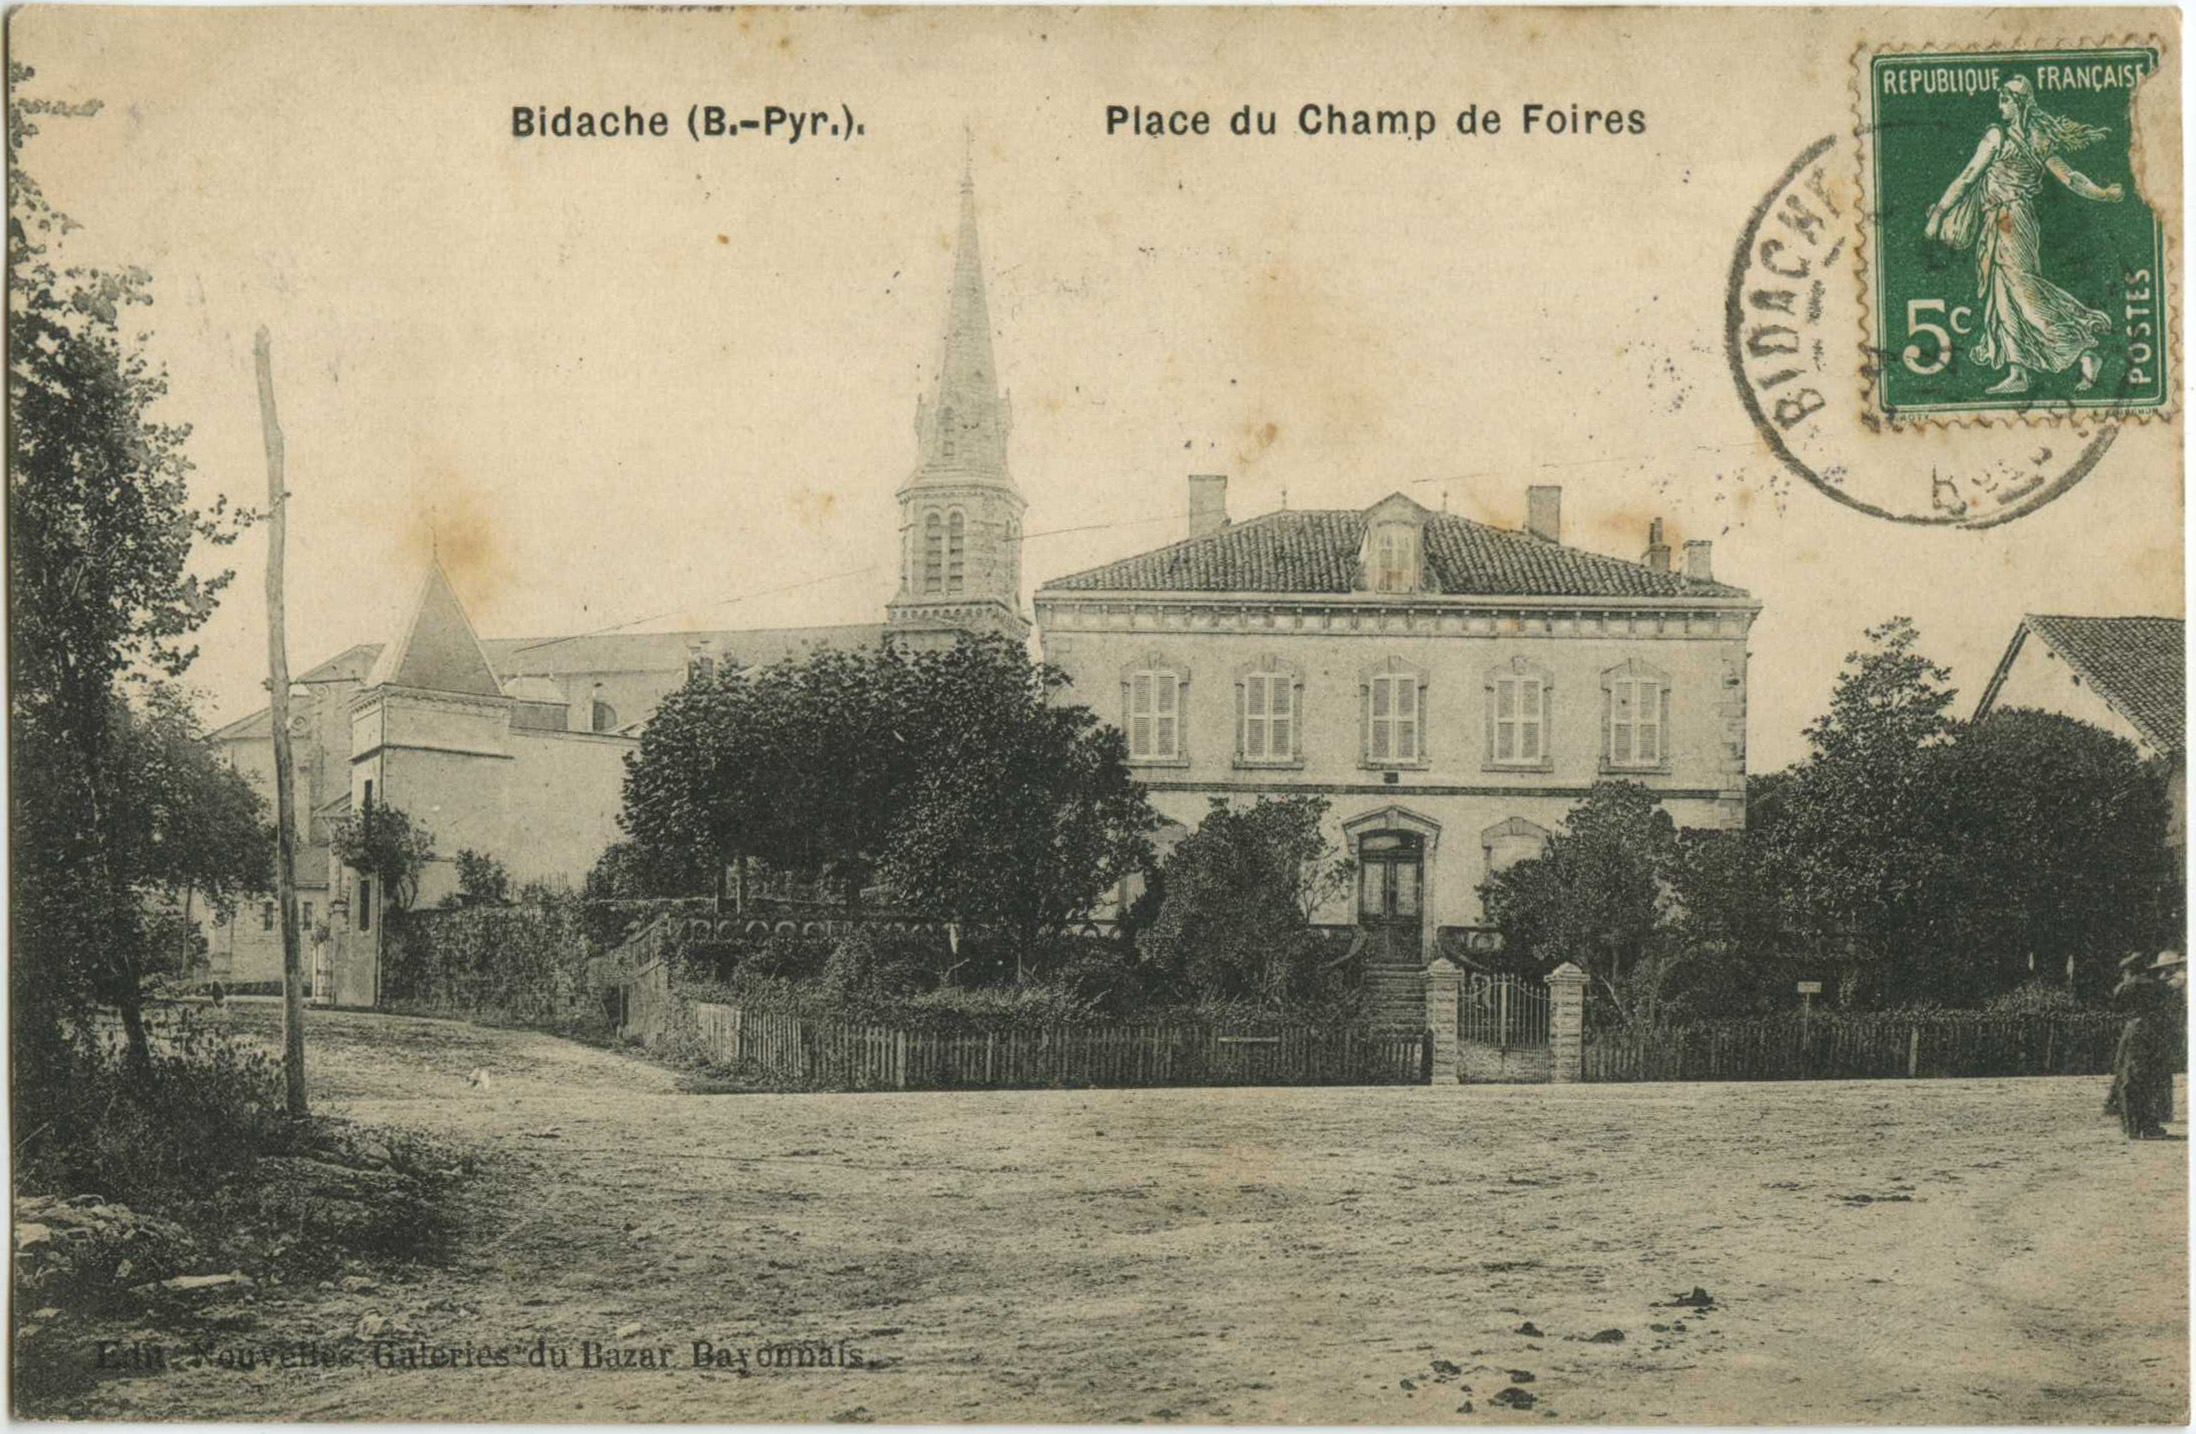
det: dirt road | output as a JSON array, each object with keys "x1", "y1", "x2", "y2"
[{"x1": 48, "y1": 1008, "x2": 2188, "y2": 1423}]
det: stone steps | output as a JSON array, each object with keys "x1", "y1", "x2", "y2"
[{"x1": 1365, "y1": 961, "x2": 1429, "y2": 1034}]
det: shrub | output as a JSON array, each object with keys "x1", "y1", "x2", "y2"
[
  {"x1": 1986, "y1": 978, "x2": 2092, "y2": 1016},
  {"x1": 381, "y1": 897, "x2": 602, "y2": 1031},
  {"x1": 17, "y1": 1017, "x2": 291, "y2": 1211},
  {"x1": 738, "y1": 928, "x2": 836, "y2": 982}
]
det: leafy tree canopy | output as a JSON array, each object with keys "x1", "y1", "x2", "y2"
[
  {"x1": 1478, "y1": 781, "x2": 1678, "y2": 1021},
  {"x1": 1140, "y1": 796, "x2": 1356, "y2": 1007},
  {"x1": 9, "y1": 64, "x2": 255, "y2": 1077},
  {"x1": 621, "y1": 633, "x2": 1158, "y2": 965},
  {"x1": 330, "y1": 803, "x2": 436, "y2": 914}
]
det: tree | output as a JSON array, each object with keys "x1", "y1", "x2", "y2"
[
  {"x1": 329, "y1": 803, "x2": 436, "y2": 917},
  {"x1": 621, "y1": 643, "x2": 909, "y2": 900},
  {"x1": 1478, "y1": 781, "x2": 1680, "y2": 1025},
  {"x1": 621, "y1": 633, "x2": 1158, "y2": 972},
  {"x1": 878, "y1": 640, "x2": 1157, "y2": 975},
  {"x1": 1140, "y1": 796, "x2": 1355, "y2": 1007},
  {"x1": 9, "y1": 64, "x2": 252, "y2": 1078},
  {"x1": 1911, "y1": 708, "x2": 2173, "y2": 1002},
  {"x1": 111, "y1": 684, "x2": 274, "y2": 929},
  {"x1": 453, "y1": 850, "x2": 513, "y2": 907},
  {"x1": 1754, "y1": 617, "x2": 1971, "y2": 1003},
  {"x1": 581, "y1": 838, "x2": 713, "y2": 901}
]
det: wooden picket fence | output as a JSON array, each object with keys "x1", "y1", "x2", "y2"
[
  {"x1": 617, "y1": 963, "x2": 1426, "y2": 1090},
  {"x1": 1584, "y1": 1012, "x2": 2130, "y2": 1084}
]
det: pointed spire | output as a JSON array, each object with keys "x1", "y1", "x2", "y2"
[
  {"x1": 365, "y1": 559, "x2": 504, "y2": 698},
  {"x1": 910, "y1": 144, "x2": 1013, "y2": 491}
]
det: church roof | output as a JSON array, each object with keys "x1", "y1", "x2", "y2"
[
  {"x1": 486, "y1": 623, "x2": 889, "y2": 678},
  {"x1": 297, "y1": 643, "x2": 381, "y2": 685},
  {"x1": 1980, "y1": 614, "x2": 2186, "y2": 755},
  {"x1": 365, "y1": 561, "x2": 506, "y2": 697},
  {"x1": 209, "y1": 707, "x2": 275, "y2": 742},
  {"x1": 1039, "y1": 506, "x2": 1751, "y2": 600}
]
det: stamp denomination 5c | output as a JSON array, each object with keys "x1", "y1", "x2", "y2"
[{"x1": 1856, "y1": 42, "x2": 2171, "y2": 424}]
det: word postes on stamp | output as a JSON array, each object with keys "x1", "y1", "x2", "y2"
[{"x1": 1858, "y1": 43, "x2": 2170, "y2": 424}]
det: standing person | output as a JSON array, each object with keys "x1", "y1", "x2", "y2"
[
  {"x1": 2108, "y1": 953, "x2": 2183, "y2": 1140},
  {"x1": 1923, "y1": 75, "x2": 2124, "y2": 396}
]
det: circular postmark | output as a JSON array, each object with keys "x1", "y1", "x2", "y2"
[{"x1": 1727, "y1": 134, "x2": 2120, "y2": 528}]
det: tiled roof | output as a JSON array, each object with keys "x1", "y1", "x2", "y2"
[
  {"x1": 296, "y1": 643, "x2": 381, "y2": 685},
  {"x1": 2022, "y1": 614, "x2": 2185, "y2": 755},
  {"x1": 1038, "y1": 508, "x2": 1749, "y2": 600}
]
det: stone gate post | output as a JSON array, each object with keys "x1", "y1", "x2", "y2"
[
  {"x1": 1424, "y1": 956, "x2": 1462, "y2": 1085},
  {"x1": 1548, "y1": 962, "x2": 1588, "y2": 1083}
]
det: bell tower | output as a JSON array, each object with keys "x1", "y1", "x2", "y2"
[{"x1": 886, "y1": 157, "x2": 1030, "y2": 649}]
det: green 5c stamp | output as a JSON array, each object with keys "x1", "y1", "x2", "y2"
[{"x1": 1862, "y1": 45, "x2": 2169, "y2": 421}]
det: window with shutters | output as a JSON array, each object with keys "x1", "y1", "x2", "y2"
[
  {"x1": 1122, "y1": 659, "x2": 1187, "y2": 764},
  {"x1": 1371, "y1": 522, "x2": 1420, "y2": 593},
  {"x1": 947, "y1": 510, "x2": 966, "y2": 593},
  {"x1": 1359, "y1": 658, "x2": 1428, "y2": 768},
  {"x1": 1602, "y1": 659, "x2": 1673, "y2": 773},
  {"x1": 1484, "y1": 658, "x2": 1554, "y2": 772},
  {"x1": 922, "y1": 512, "x2": 944, "y2": 594},
  {"x1": 1234, "y1": 659, "x2": 1304, "y2": 767}
]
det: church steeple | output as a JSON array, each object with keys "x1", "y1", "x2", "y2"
[
  {"x1": 889, "y1": 155, "x2": 1029, "y2": 647},
  {"x1": 912, "y1": 156, "x2": 1015, "y2": 490}
]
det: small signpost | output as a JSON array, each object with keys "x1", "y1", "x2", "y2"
[{"x1": 1797, "y1": 980, "x2": 1822, "y2": 1026}]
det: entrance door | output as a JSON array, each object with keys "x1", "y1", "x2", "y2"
[{"x1": 1357, "y1": 831, "x2": 1425, "y2": 964}]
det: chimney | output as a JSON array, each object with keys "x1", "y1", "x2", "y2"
[
  {"x1": 1683, "y1": 539, "x2": 1714, "y2": 583},
  {"x1": 1526, "y1": 485, "x2": 1562, "y2": 544},
  {"x1": 1188, "y1": 473, "x2": 1230, "y2": 540},
  {"x1": 1642, "y1": 518, "x2": 1671, "y2": 573}
]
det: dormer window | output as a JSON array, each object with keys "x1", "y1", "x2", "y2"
[
  {"x1": 1373, "y1": 523, "x2": 1419, "y2": 592},
  {"x1": 941, "y1": 406, "x2": 957, "y2": 460},
  {"x1": 1357, "y1": 496, "x2": 1432, "y2": 595}
]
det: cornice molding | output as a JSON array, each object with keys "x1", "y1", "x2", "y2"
[{"x1": 1033, "y1": 594, "x2": 1757, "y2": 641}]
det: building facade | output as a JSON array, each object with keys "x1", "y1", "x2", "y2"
[
  {"x1": 1034, "y1": 481, "x2": 1761, "y2": 967},
  {"x1": 204, "y1": 164, "x2": 1029, "y2": 999}
]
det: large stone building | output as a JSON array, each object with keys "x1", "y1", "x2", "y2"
[
  {"x1": 203, "y1": 164, "x2": 1027, "y2": 999},
  {"x1": 1033, "y1": 482, "x2": 1761, "y2": 976}
]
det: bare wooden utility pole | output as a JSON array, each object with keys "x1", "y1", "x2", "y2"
[{"x1": 254, "y1": 327, "x2": 308, "y2": 1116}]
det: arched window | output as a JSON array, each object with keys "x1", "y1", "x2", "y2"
[
  {"x1": 923, "y1": 512, "x2": 944, "y2": 593},
  {"x1": 940, "y1": 406, "x2": 957, "y2": 460},
  {"x1": 592, "y1": 698, "x2": 619, "y2": 733},
  {"x1": 947, "y1": 511, "x2": 966, "y2": 593}
]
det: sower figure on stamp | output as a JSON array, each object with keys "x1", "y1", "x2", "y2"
[
  {"x1": 2106, "y1": 951, "x2": 2184, "y2": 1141},
  {"x1": 1924, "y1": 75, "x2": 2123, "y2": 396}
]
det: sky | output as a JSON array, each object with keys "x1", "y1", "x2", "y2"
[{"x1": 12, "y1": 6, "x2": 2183, "y2": 772}]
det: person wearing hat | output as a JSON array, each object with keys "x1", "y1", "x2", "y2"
[{"x1": 2106, "y1": 952, "x2": 2184, "y2": 1140}]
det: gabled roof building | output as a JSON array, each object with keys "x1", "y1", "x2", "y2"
[{"x1": 1974, "y1": 612, "x2": 2187, "y2": 866}]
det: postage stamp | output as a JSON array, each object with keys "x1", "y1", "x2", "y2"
[{"x1": 1856, "y1": 42, "x2": 2171, "y2": 424}]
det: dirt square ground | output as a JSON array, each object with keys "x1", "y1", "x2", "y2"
[{"x1": 32, "y1": 1007, "x2": 2188, "y2": 1423}]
